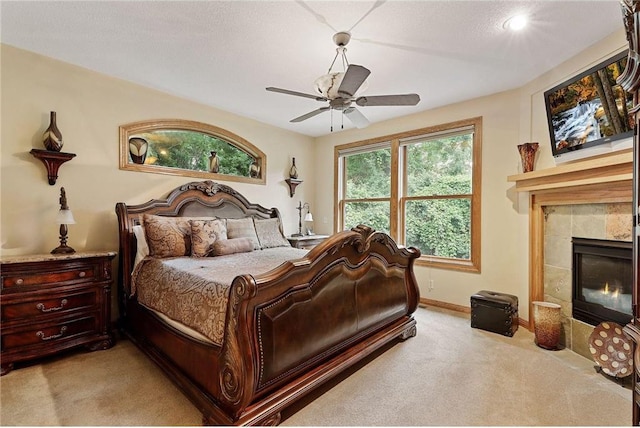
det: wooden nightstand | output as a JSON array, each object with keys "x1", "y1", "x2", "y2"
[
  {"x1": 287, "y1": 235, "x2": 330, "y2": 250},
  {"x1": 0, "y1": 251, "x2": 116, "y2": 375}
]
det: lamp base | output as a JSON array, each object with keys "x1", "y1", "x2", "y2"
[{"x1": 51, "y1": 244, "x2": 75, "y2": 254}]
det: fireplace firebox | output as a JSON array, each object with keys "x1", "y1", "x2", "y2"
[{"x1": 572, "y1": 238, "x2": 632, "y2": 327}]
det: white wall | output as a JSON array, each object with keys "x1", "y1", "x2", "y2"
[{"x1": 0, "y1": 45, "x2": 315, "y2": 257}]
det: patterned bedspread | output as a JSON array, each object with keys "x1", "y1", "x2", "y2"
[{"x1": 132, "y1": 247, "x2": 308, "y2": 346}]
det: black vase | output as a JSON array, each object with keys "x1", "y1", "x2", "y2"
[
  {"x1": 209, "y1": 151, "x2": 220, "y2": 173},
  {"x1": 289, "y1": 157, "x2": 298, "y2": 179},
  {"x1": 43, "y1": 111, "x2": 63, "y2": 152},
  {"x1": 129, "y1": 137, "x2": 148, "y2": 164}
]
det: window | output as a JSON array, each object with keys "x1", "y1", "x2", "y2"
[
  {"x1": 119, "y1": 119, "x2": 265, "y2": 184},
  {"x1": 335, "y1": 117, "x2": 482, "y2": 272}
]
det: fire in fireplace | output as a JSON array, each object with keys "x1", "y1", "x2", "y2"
[{"x1": 572, "y1": 238, "x2": 633, "y2": 327}]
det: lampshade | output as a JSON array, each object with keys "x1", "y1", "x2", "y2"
[
  {"x1": 304, "y1": 212, "x2": 314, "y2": 222},
  {"x1": 55, "y1": 209, "x2": 75, "y2": 225}
]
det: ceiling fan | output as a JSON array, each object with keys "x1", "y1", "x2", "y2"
[{"x1": 266, "y1": 31, "x2": 420, "y2": 130}]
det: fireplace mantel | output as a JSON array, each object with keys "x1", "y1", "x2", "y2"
[
  {"x1": 506, "y1": 149, "x2": 633, "y2": 330},
  {"x1": 507, "y1": 149, "x2": 632, "y2": 194}
]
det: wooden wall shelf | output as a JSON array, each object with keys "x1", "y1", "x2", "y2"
[
  {"x1": 30, "y1": 149, "x2": 76, "y2": 185},
  {"x1": 285, "y1": 178, "x2": 302, "y2": 198}
]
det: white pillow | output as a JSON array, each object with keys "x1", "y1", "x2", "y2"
[{"x1": 132, "y1": 224, "x2": 149, "y2": 268}]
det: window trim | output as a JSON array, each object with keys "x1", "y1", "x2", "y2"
[
  {"x1": 119, "y1": 119, "x2": 266, "y2": 185},
  {"x1": 334, "y1": 117, "x2": 482, "y2": 273}
]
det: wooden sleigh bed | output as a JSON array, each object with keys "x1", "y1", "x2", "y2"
[{"x1": 115, "y1": 180, "x2": 420, "y2": 425}]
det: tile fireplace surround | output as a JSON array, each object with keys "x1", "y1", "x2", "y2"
[{"x1": 508, "y1": 148, "x2": 633, "y2": 359}]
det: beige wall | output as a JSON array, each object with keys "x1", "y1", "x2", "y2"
[
  {"x1": 0, "y1": 27, "x2": 629, "y2": 322},
  {"x1": 313, "y1": 29, "x2": 628, "y2": 321},
  {"x1": 1, "y1": 45, "x2": 315, "y2": 258}
]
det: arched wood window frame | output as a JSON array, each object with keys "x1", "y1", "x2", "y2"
[{"x1": 119, "y1": 119, "x2": 266, "y2": 185}]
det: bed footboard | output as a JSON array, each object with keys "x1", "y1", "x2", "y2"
[{"x1": 217, "y1": 225, "x2": 420, "y2": 424}]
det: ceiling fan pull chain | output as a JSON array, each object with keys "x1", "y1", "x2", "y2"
[{"x1": 330, "y1": 108, "x2": 333, "y2": 132}]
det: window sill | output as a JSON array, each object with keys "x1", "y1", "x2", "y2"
[{"x1": 414, "y1": 256, "x2": 480, "y2": 273}]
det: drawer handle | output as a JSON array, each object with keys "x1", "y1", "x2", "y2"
[
  {"x1": 36, "y1": 326, "x2": 67, "y2": 341},
  {"x1": 15, "y1": 278, "x2": 23, "y2": 285},
  {"x1": 78, "y1": 271, "x2": 86, "y2": 278},
  {"x1": 36, "y1": 299, "x2": 68, "y2": 313}
]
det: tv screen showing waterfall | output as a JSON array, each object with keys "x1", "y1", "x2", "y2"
[{"x1": 544, "y1": 50, "x2": 634, "y2": 161}]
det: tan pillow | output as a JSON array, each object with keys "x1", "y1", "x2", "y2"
[
  {"x1": 213, "y1": 238, "x2": 254, "y2": 256},
  {"x1": 132, "y1": 224, "x2": 150, "y2": 267},
  {"x1": 254, "y1": 218, "x2": 290, "y2": 249},
  {"x1": 190, "y1": 219, "x2": 227, "y2": 257},
  {"x1": 142, "y1": 214, "x2": 191, "y2": 258},
  {"x1": 226, "y1": 217, "x2": 260, "y2": 250}
]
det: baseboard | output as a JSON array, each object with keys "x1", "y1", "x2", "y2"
[
  {"x1": 420, "y1": 298, "x2": 470, "y2": 313},
  {"x1": 419, "y1": 297, "x2": 531, "y2": 331}
]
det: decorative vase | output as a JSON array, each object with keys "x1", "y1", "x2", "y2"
[
  {"x1": 249, "y1": 159, "x2": 260, "y2": 178},
  {"x1": 129, "y1": 137, "x2": 148, "y2": 165},
  {"x1": 517, "y1": 142, "x2": 539, "y2": 173},
  {"x1": 43, "y1": 111, "x2": 63, "y2": 152},
  {"x1": 533, "y1": 301, "x2": 562, "y2": 350},
  {"x1": 289, "y1": 157, "x2": 298, "y2": 179},
  {"x1": 209, "y1": 151, "x2": 220, "y2": 173}
]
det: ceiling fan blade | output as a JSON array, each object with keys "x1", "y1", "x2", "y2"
[
  {"x1": 266, "y1": 87, "x2": 327, "y2": 101},
  {"x1": 356, "y1": 94, "x2": 420, "y2": 107},
  {"x1": 337, "y1": 64, "x2": 371, "y2": 97},
  {"x1": 344, "y1": 107, "x2": 370, "y2": 128},
  {"x1": 290, "y1": 107, "x2": 331, "y2": 123}
]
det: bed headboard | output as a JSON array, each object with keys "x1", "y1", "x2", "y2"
[{"x1": 115, "y1": 180, "x2": 282, "y2": 310}]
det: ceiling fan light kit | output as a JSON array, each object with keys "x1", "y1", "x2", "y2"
[{"x1": 266, "y1": 31, "x2": 420, "y2": 131}]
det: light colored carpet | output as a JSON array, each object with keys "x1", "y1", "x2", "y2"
[{"x1": 0, "y1": 307, "x2": 631, "y2": 426}]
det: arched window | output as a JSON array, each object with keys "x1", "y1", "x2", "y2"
[{"x1": 119, "y1": 119, "x2": 265, "y2": 184}]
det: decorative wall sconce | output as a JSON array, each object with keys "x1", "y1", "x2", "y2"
[
  {"x1": 30, "y1": 111, "x2": 76, "y2": 185},
  {"x1": 285, "y1": 157, "x2": 302, "y2": 197},
  {"x1": 51, "y1": 187, "x2": 76, "y2": 254},
  {"x1": 293, "y1": 201, "x2": 311, "y2": 237}
]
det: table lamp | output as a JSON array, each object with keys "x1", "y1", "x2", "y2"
[{"x1": 51, "y1": 187, "x2": 76, "y2": 254}]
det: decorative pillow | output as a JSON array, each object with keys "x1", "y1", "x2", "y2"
[
  {"x1": 142, "y1": 214, "x2": 192, "y2": 258},
  {"x1": 254, "y1": 218, "x2": 290, "y2": 249},
  {"x1": 226, "y1": 217, "x2": 260, "y2": 250},
  {"x1": 132, "y1": 224, "x2": 149, "y2": 268},
  {"x1": 212, "y1": 238, "x2": 254, "y2": 256},
  {"x1": 190, "y1": 219, "x2": 227, "y2": 257}
]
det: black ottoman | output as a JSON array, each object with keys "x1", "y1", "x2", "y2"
[{"x1": 470, "y1": 290, "x2": 519, "y2": 337}]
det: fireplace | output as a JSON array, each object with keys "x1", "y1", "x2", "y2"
[{"x1": 572, "y1": 238, "x2": 633, "y2": 326}]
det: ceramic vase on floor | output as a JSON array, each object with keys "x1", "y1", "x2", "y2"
[
  {"x1": 517, "y1": 142, "x2": 539, "y2": 173},
  {"x1": 533, "y1": 301, "x2": 561, "y2": 350}
]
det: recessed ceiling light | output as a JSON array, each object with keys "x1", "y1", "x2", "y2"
[{"x1": 503, "y1": 14, "x2": 528, "y2": 31}]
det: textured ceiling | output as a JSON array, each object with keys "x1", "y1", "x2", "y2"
[{"x1": 0, "y1": 1, "x2": 626, "y2": 137}]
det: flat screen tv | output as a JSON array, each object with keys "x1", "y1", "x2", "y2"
[{"x1": 544, "y1": 50, "x2": 634, "y2": 163}]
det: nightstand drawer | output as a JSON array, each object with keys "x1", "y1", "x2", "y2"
[
  {"x1": 0, "y1": 252, "x2": 115, "y2": 375},
  {"x1": 2, "y1": 288, "x2": 99, "y2": 322},
  {"x1": 2, "y1": 266, "x2": 95, "y2": 288},
  {"x1": 1, "y1": 315, "x2": 98, "y2": 350}
]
